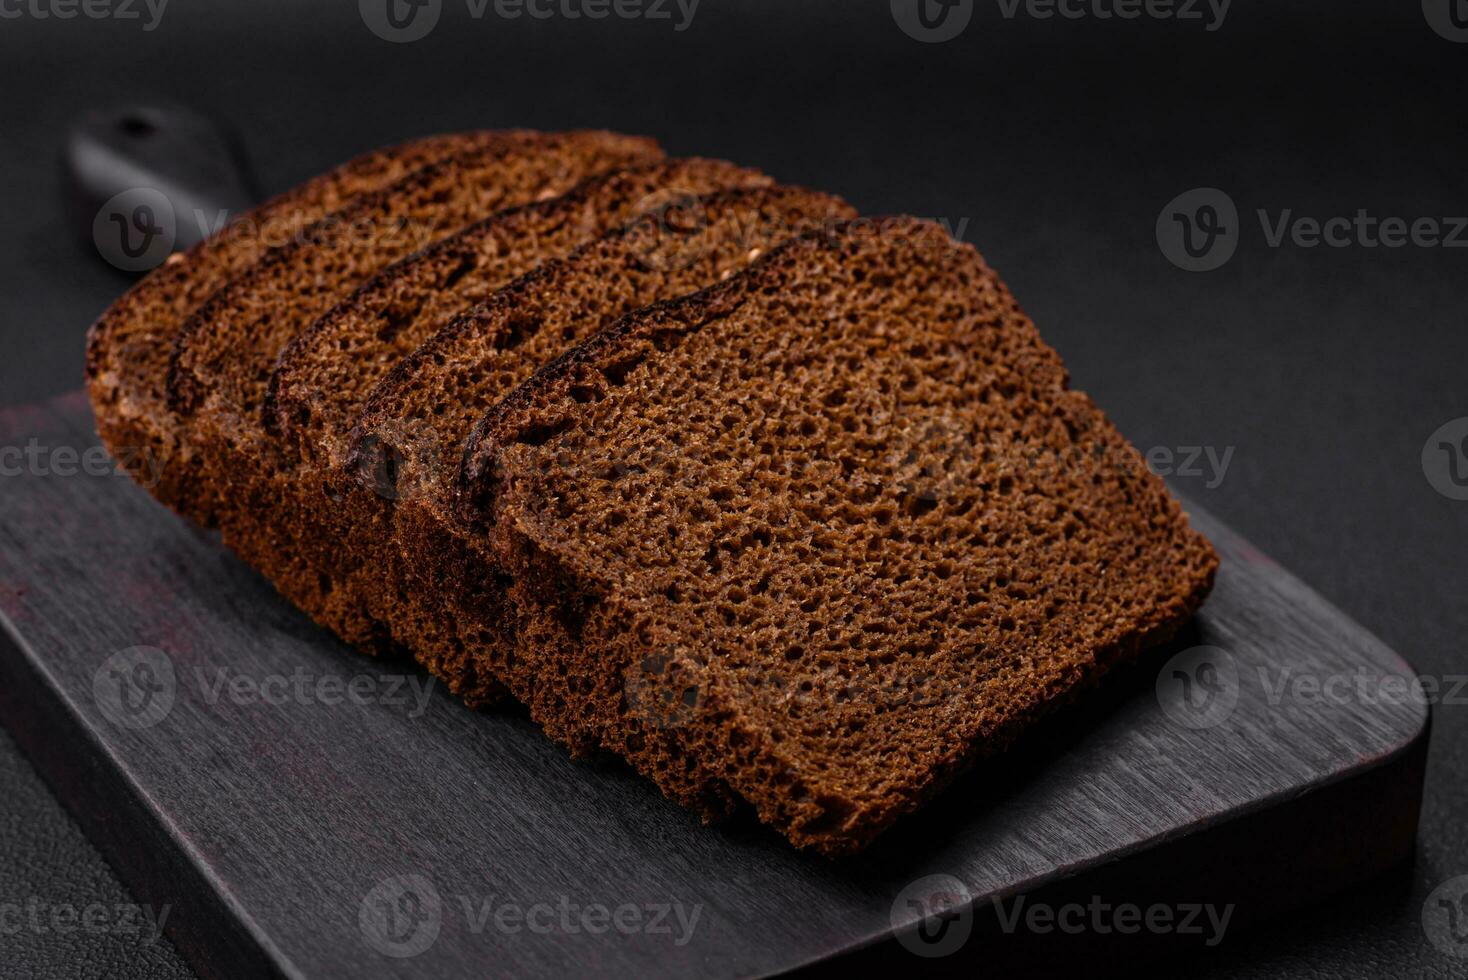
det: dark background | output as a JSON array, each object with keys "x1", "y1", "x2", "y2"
[{"x1": 1, "y1": 0, "x2": 1465, "y2": 976}]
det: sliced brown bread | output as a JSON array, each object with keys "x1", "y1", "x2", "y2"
[
  {"x1": 160, "y1": 131, "x2": 660, "y2": 651},
  {"x1": 84, "y1": 131, "x2": 511, "y2": 511},
  {"x1": 165, "y1": 130, "x2": 661, "y2": 527},
  {"x1": 350, "y1": 186, "x2": 856, "y2": 807},
  {"x1": 455, "y1": 217, "x2": 1219, "y2": 854},
  {"x1": 244, "y1": 160, "x2": 768, "y2": 667},
  {"x1": 268, "y1": 159, "x2": 769, "y2": 464}
]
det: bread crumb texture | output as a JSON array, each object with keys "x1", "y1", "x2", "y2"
[{"x1": 465, "y1": 217, "x2": 1217, "y2": 854}]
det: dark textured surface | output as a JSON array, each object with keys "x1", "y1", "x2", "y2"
[
  {"x1": 0, "y1": 722, "x2": 192, "y2": 980},
  {"x1": 0, "y1": 393, "x2": 1430, "y2": 977},
  {"x1": 0, "y1": 1, "x2": 1464, "y2": 977}
]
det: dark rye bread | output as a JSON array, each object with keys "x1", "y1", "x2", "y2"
[
  {"x1": 165, "y1": 130, "x2": 661, "y2": 529},
  {"x1": 352, "y1": 186, "x2": 855, "y2": 741},
  {"x1": 84, "y1": 131, "x2": 510, "y2": 510},
  {"x1": 268, "y1": 159, "x2": 769, "y2": 464},
  {"x1": 245, "y1": 161, "x2": 767, "y2": 666},
  {"x1": 456, "y1": 218, "x2": 1219, "y2": 854},
  {"x1": 159, "y1": 132, "x2": 659, "y2": 654}
]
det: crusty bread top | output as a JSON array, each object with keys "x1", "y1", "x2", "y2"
[
  {"x1": 267, "y1": 158, "x2": 769, "y2": 467},
  {"x1": 459, "y1": 217, "x2": 1218, "y2": 852},
  {"x1": 349, "y1": 184, "x2": 856, "y2": 506},
  {"x1": 166, "y1": 131, "x2": 662, "y2": 442},
  {"x1": 84, "y1": 131, "x2": 509, "y2": 459}
]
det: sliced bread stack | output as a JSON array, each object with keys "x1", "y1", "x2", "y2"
[
  {"x1": 165, "y1": 131, "x2": 663, "y2": 652},
  {"x1": 352, "y1": 186, "x2": 857, "y2": 789},
  {"x1": 259, "y1": 160, "x2": 777, "y2": 664},
  {"x1": 85, "y1": 131, "x2": 515, "y2": 508},
  {"x1": 86, "y1": 130, "x2": 1217, "y2": 854}
]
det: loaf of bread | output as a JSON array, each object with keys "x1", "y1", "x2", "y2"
[{"x1": 86, "y1": 132, "x2": 1217, "y2": 855}]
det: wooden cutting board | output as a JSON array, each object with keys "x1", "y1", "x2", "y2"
[{"x1": 0, "y1": 392, "x2": 1428, "y2": 979}]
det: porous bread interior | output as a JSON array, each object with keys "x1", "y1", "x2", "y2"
[
  {"x1": 465, "y1": 217, "x2": 1219, "y2": 854},
  {"x1": 358, "y1": 185, "x2": 854, "y2": 501},
  {"x1": 235, "y1": 159, "x2": 768, "y2": 671},
  {"x1": 160, "y1": 131, "x2": 661, "y2": 660},
  {"x1": 352, "y1": 186, "x2": 857, "y2": 811}
]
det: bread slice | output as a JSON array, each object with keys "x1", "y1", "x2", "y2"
[
  {"x1": 350, "y1": 186, "x2": 855, "y2": 751},
  {"x1": 243, "y1": 160, "x2": 769, "y2": 669},
  {"x1": 84, "y1": 131, "x2": 511, "y2": 513},
  {"x1": 455, "y1": 217, "x2": 1219, "y2": 854},
  {"x1": 165, "y1": 130, "x2": 661, "y2": 528}
]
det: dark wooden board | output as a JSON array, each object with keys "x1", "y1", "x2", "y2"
[{"x1": 0, "y1": 392, "x2": 1429, "y2": 979}]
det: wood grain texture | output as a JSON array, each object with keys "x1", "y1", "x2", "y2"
[{"x1": 0, "y1": 392, "x2": 1428, "y2": 979}]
